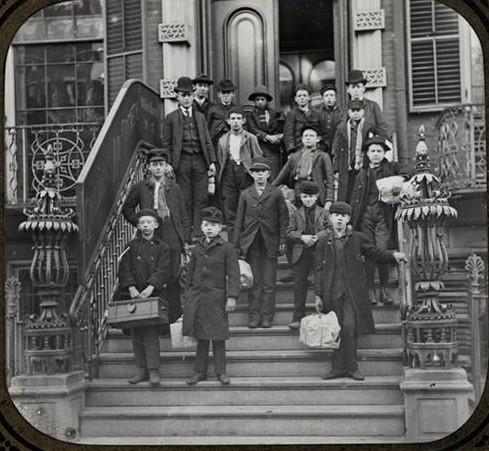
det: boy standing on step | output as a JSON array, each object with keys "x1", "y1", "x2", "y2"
[
  {"x1": 234, "y1": 157, "x2": 289, "y2": 329},
  {"x1": 286, "y1": 181, "x2": 329, "y2": 330},
  {"x1": 184, "y1": 207, "x2": 240, "y2": 386},
  {"x1": 314, "y1": 202, "x2": 406, "y2": 381},
  {"x1": 118, "y1": 209, "x2": 172, "y2": 386}
]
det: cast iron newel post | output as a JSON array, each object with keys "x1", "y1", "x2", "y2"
[
  {"x1": 396, "y1": 126, "x2": 458, "y2": 368},
  {"x1": 19, "y1": 144, "x2": 79, "y2": 375}
]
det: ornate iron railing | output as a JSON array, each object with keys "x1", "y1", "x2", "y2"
[
  {"x1": 4, "y1": 122, "x2": 102, "y2": 205},
  {"x1": 5, "y1": 277, "x2": 23, "y2": 385},
  {"x1": 436, "y1": 104, "x2": 486, "y2": 191}
]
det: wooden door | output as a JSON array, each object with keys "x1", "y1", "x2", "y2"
[{"x1": 211, "y1": 0, "x2": 278, "y2": 106}]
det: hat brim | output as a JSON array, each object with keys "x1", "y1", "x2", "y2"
[
  {"x1": 249, "y1": 165, "x2": 271, "y2": 171},
  {"x1": 248, "y1": 93, "x2": 273, "y2": 102},
  {"x1": 345, "y1": 78, "x2": 367, "y2": 85},
  {"x1": 174, "y1": 88, "x2": 194, "y2": 93},
  {"x1": 193, "y1": 79, "x2": 213, "y2": 85}
]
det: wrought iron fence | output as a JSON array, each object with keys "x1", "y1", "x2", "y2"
[
  {"x1": 436, "y1": 104, "x2": 486, "y2": 191},
  {"x1": 4, "y1": 122, "x2": 102, "y2": 204}
]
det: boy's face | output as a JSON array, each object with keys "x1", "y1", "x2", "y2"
[
  {"x1": 250, "y1": 169, "x2": 270, "y2": 185},
  {"x1": 322, "y1": 90, "x2": 336, "y2": 107},
  {"x1": 300, "y1": 193, "x2": 318, "y2": 208},
  {"x1": 137, "y1": 216, "x2": 159, "y2": 237},
  {"x1": 218, "y1": 90, "x2": 234, "y2": 105},
  {"x1": 348, "y1": 108, "x2": 364, "y2": 122},
  {"x1": 330, "y1": 213, "x2": 350, "y2": 231},
  {"x1": 176, "y1": 91, "x2": 194, "y2": 108},
  {"x1": 201, "y1": 220, "x2": 223, "y2": 239},
  {"x1": 194, "y1": 82, "x2": 209, "y2": 98},
  {"x1": 347, "y1": 82, "x2": 366, "y2": 99},
  {"x1": 294, "y1": 89, "x2": 310, "y2": 108},
  {"x1": 227, "y1": 113, "x2": 245, "y2": 131},
  {"x1": 366, "y1": 144, "x2": 386, "y2": 166},
  {"x1": 148, "y1": 160, "x2": 166, "y2": 178},
  {"x1": 254, "y1": 95, "x2": 269, "y2": 110},
  {"x1": 302, "y1": 129, "x2": 319, "y2": 148}
]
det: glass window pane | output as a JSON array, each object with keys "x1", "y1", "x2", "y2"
[
  {"x1": 46, "y1": 17, "x2": 75, "y2": 40},
  {"x1": 44, "y1": 2, "x2": 73, "y2": 17},
  {"x1": 47, "y1": 44, "x2": 74, "y2": 63},
  {"x1": 25, "y1": 46, "x2": 45, "y2": 65},
  {"x1": 25, "y1": 66, "x2": 46, "y2": 109}
]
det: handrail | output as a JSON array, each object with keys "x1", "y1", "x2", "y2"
[{"x1": 69, "y1": 79, "x2": 163, "y2": 377}]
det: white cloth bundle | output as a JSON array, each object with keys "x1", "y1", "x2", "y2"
[
  {"x1": 376, "y1": 175, "x2": 406, "y2": 205},
  {"x1": 170, "y1": 317, "x2": 197, "y2": 349},
  {"x1": 238, "y1": 259, "x2": 253, "y2": 289},
  {"x1": 299, "y1": 312, "x2": 341, "y2": 349}
]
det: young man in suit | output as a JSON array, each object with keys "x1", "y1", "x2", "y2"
[
  {"x1": 207, "y1": 78, "x2": 238, "y2": 149},
  {"x1": 317, "y1": 84, "x2": 344, "y2": 155},
  {"x1": 234, "y1": 157, "x2": 289, "y2": 328},
  {"x1": 192, "y1": 73, "x2": 214, "y2": 118},
  {"x1": 161, "y1": 76, "x2": 216, "y2": 240}
]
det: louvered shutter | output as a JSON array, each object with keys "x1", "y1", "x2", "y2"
[
  {"x1": 105, "y1": 0, "x2": 143, "y2": 106},
  {"x1": 408, "y1": 0, "x2": 462, "y2": 110}
]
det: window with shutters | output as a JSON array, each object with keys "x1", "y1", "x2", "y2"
[{"x1": 407, "y1": 0, "x2": 465, "y2": 111}]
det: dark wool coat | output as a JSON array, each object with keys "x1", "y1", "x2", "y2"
[
  {"x1": 207, "y1": 102, "x2": 237, "y2": 146},
  {"x1": 316, "y1": 104, "x2": 344, "y2": 153},
  {"x1": 358, "y1": 98, "x2": 392, "y2": 140},
  {"x1": 193, "y1": 99, "x2": 213, "y2": 119},
  {"x1": 161, "y1": 107, "x2": 216, "y2": 171},
  {"x1": 332, "y1": 118, "x2": 384, "y2": 202},
  {"x1": 233, "y1": 183, "x2": 289, "y2": 258},
  {"x1": 350, "y1": 158, "x2": 411, "y2": 245},
  {"x1": 246, "y1": 107, "x2": 284, "y2": 152},
  {"x1": 314, "y1": 228, "x2": 396, "y2": 335},
  {"x1": 272, "y1": 148, "x2": 335, "y2": 205},
  {"x1": 122, "y1": 178, "x2": 191, "y2": 248},
  {"x1": 183, "y1": 236, "x2": 240, "y2": 340},
  {"x1": 283, "y1": 106, "x2": 322, "y2": 154},
  {"x1": 286, "y1": 205, "x2": 329, "y2": 265}
]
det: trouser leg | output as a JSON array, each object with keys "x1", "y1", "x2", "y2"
[
  {"x1": 176, "y1": 155, "x2": 193, "y2": 234},
  {"x1": 247, "y1": 237, "x2": 263, "y2": 322},
  {"x1": 191, "y1": 155, "x2": 209, "y2": 237},
  {"x1": 142, "y1": 327, "x2": 161, "y2": 370},
  {"x1": 194, "y1": 339, "x2": 210, "y2": 375},
  {"x1": 341, "y1": 295, "x2": 358, "y2": 373},
  {"x1": 221, "y1": 174, "x2": 240, "y2": 240},
  {"x1": 359, "y1": 208, "x2": 376, "y2": 289},
  {"x1": 212, "y1": 340, "x2": 226, "y2": 375},
  {"x1": 374, "y1": 211, "x2": 391, "y2": 287},
  {"x1": 261, "y1": 256, "x2": 278, "y2": 322},
  {"x1": 292, "y1": 249, "x2": 313, "y2": 322},
  {"x1": 131, "y1": 328, "x2": 146, "y2": 369}
]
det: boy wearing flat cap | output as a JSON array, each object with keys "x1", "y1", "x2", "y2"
[
  {"x1": 122, "y1": 147, "x2": 191, "y2": 323},
  {"x1": 192, "y1": 73, "x2": 214, "y2": 119},
  {"x1": 350, "y1": 136, "x2": 411, "y2": 305},
  {"x1": 118, "y1": 209, "x2": 172, "y2": 386},
  {"x1": 273, "y1": 124, "x2": 334, "y2": 209},
  {"x1": 161, "y1": 76, "x2": 217, "y2": 240},
  {"x1": 332, "y1": 99, "x2": 385, "y2": 203},
  {"x1": 234, "y1": 157, "x2": 289, "y2": 328},
  {"x1": 246, "y1": 85, "x2": 284, "y2": 178},
  {"x1": 216, "y1": 106, "x2": 263, "y2": 240},
  {"x1": 314, "y1": 201, "x2": 407, "y2": 381},
  {"x1": 286, "y1": 181, "x2": 329, "y2": 329},
  {"x1": 208, "y1": 79, "x2": 238, "y2": 149},
  {"x1": 283, "y1": 83, "x2": 322, "y2": 154},
  {"x1": 183, "y1": 207, "x2": 240, "y2": 386},
  {"x1": 316, "y1": 84, "x2": 344, "y2": 155}
]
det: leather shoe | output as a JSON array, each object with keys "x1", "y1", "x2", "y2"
[
  {"x1": 369, "y1": 289, "x2": 378, "y2": 305},
  {"x1": 261, "y1": 319, "x2": 272, "y2": 328},
  {"x1": 348, "y1": 369, "x2": 365, "y2": 381},
  {"x1": 148, "y1": 369, "x2": 160, "y2": 386},
  {"x1": 322, "y1": 369, "x2": 346, "y2": 380},
  {"x1": 288, "y1": 321, "x2": 301, "y2": 330},
  {"x1": 379, "y1": 287, "x2": 394, "y2": 305},
  {"x1": 128, "y1": 368, "x2": 148, "y2": 384},
  {"x1": 248, "y1": 319, "x2": 261, "y2": 329},
  {"x1": 217, "y1": 373, "x2": 230, "y2": 385},
  {"x1": 186, "y1": 373, "x2": 207, "y2": 385}
]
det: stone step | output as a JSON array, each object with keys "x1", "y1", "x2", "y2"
[
  {"x1": 104, "y1": 323, "x2": 402, "y2": 353},
  {"x1": 97, "y1": 348, "x2": 403, "y2": 379},
  {"x1": 85, "y1": 376, "x2": 403, "y2": 407},
  {"x1": 80, "y1": 404, "x2": 405, "y2": 437}
]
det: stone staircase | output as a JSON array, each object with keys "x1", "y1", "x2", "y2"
[{"x1": 79, "y1": 258, "x2": 410, "y2": 444}]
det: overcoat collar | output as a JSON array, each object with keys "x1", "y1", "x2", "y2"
[
  {"x1": 251, "y1": 182, "x2": 273, "y2": 201},
  {"x1": 297, "y1": 205, "x2": 323, "y2": 223},
  {"x1": 325, "y1": 225, "x2": 353, "y2": 245},
  {"x1": 144, "y1": 177, "x2": 171, "y2": 192},
  {"x1": 200, "y1": 235, "x2": 224, "y2": 249}
]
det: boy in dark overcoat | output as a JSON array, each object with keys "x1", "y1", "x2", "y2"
[
  {"x1": 316, "y1": 84, "x2": 344, "y2": 154},
  {"x1": 286, "y1": 181, "x2": 329, "y2": 329},
  {"x1": 161, "y1": 76, "x2": 217, "y2": 240},
  {"x1": 246, "y1": 85, "x2": 284, "y2": 178},
  {"x1": 350, "y1": 136, "x2": 411, "y2": 305},
  {"x1": 207, "y1": 79, "x2": 238, "y2": 149},
  {"x1": 183, "y1": 207, "x2": 240, "y2": 386},
  {"x1": 122, "y1": 148, "x2": 190, "y2": 323},
  {"x1": 314, "y1": 202, "x2": 406, "y2": 381},
  {"x1": 118, "y1": 209, "x2": 172, "y2": 386},
  {"x1": 192, "y1": 73, "x2": 214, "y2": 119},
  {"x1": 234, "y1": 157, "x2": 289, "y2": 328}
]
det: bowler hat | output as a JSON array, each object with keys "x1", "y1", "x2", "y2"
[
  {"x1": 217, "y1": 79, "x2": 235, "y2": 92},
  {"x1": 192, "y1": 73, "x2": 213, "y2": 85},
  {"x1": 320, "y1": 84, "x2": 337, "y2": 95},
  {"x1": 329, "y1": 202, "x2": 352, "y2": 216},
  {"x1": 348, "y1": 99, "x2": 365, "y2": 110},
  {"x1": 362, "y1": 135, "x2": 390, "y2": 152},
  {"x1": 294, "y1": 83, "x2": 311, "y2": 95},
  {"x1": 300, "y1": 124, "x2": 320, "y2": 136},
  {"x1": 136, "y1": 209, "x2": 160, "y2": 222},
  {"x1": 201, "y1": 207, "x2": 224, "y2": 224},
  {"x1": 345, "y1": 69, "x2": 367, "y2": 85},
  {"x1": 174, "y1": 76, "x2": 194, "y2": 93},
  {"x1": 249, "y1": 157, "x2": 272, "y2": 171},
  {"x1": 146, "y1": 148, "x2": 171, "y2": 163},
  {"x1": 299, "y1": 181, "x2": 319, "y2": 195},
  {"x1": 248, "y1": 85, "x2": 273, "y2": 102}
]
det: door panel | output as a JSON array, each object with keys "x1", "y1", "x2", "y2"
[{"x1": 212, "y1": 0, "x2": 277, "y2": 105}]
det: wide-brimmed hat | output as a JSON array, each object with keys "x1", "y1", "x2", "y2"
[
  {"x1": 174, "y1": 76, "x2": 194, "y2": 93},
  {"x1": 192, "y1": 73, "x2": 213, "y2": 85},
  {"x1": 248, "y1": 85, "x2": 273, "y2": 102},
  {"x1": 298, "y1": 181, "x2": 319, "y2": 195},
  {"x1": 320, "y1": 83, "x2": 337, "y2": 95},
  {"x1": 362, "y1": 135, "x2": 390, "y2": 152},
  {"x1": 329, "y1": 202, "x2": 352, "y2": 216},
  {"x1": 146, "y1": 148, "x2": 171, "y2": 163},
  {"x1": 201, "y1": 207, "x2": 224, "y2": 224},
  {"x1": 136, "y1": 209, "x2": 160, "y2": 221},
  {"x1": 249, "y1": 157, "x2": 272, "y2": 172},
  {"x1": 345, "y1": 69, "x2": 367, "y2": 85},
  {"x1": 217, "y1": 79, "x2": 235, "y2": 92}
]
